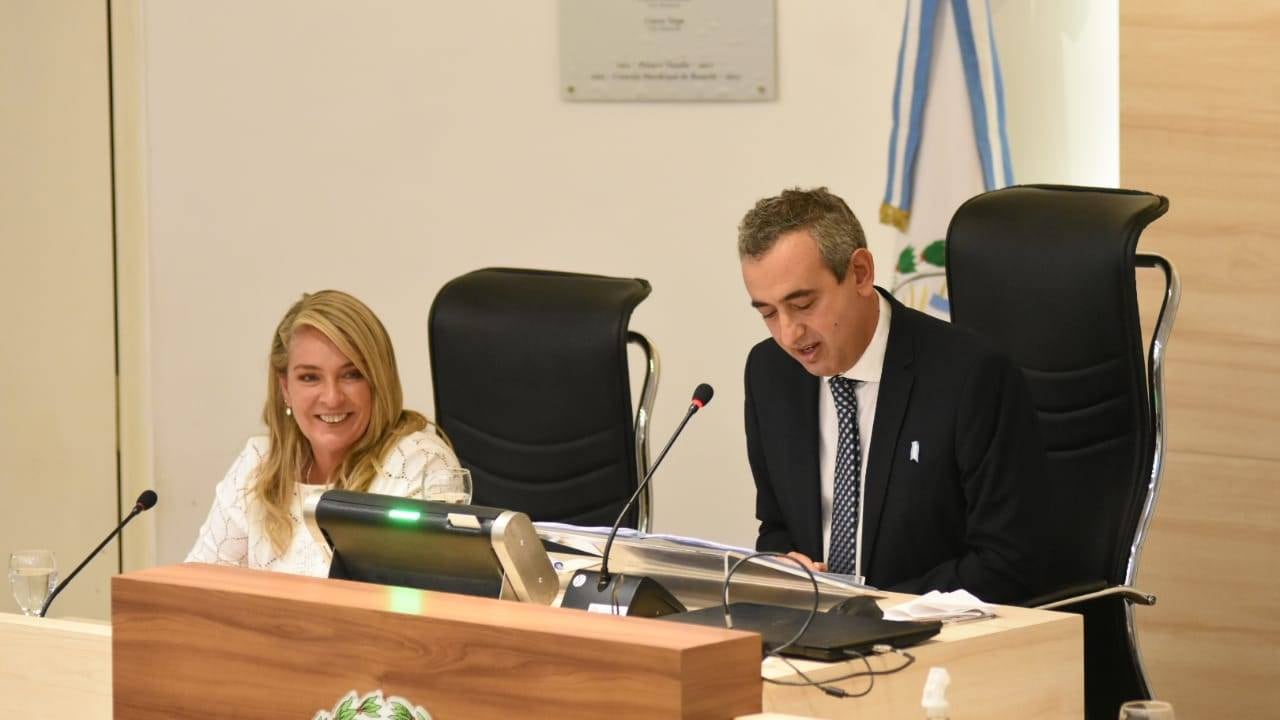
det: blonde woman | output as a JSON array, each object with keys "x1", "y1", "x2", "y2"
[{"x1": 186, "y1": 290, "x2": 458, "y2": 576}]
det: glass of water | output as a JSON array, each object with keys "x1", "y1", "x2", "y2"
[
  {"x1": 423, "y1": 467, "x2": 473, "y2": 504},
  {"x1": 1119, "y1": 700, "x2": 1174, "y2": 719},
  {"x1": 9, "y1": 549, "x2": 57, "y2": 617}
]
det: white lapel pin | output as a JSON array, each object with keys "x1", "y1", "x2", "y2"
[{"x1": 910, "y1": 441, "x2": 920, "y2": 463}]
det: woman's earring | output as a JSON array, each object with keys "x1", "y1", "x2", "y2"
[{"x1": 285, "y1": 406, "x2": 292, "y2": 417}]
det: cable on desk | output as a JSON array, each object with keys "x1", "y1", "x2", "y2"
[
  {"x1": 765, "y1": 647, "x2": 917, "y2": 698},
  {"x1": 719, "y1": 552, "x2": 917, "y2": 699},
  {"x1": 721, "y1": 552, "x2": 820, "y2": 657}
]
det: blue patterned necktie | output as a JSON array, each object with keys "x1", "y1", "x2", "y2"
[{"x1": 827, "y1": 376, "x2": 862, "y2": 575}]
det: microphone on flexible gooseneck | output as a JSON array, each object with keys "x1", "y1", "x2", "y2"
[
  {"x1": 39, "y1": 489, "x2": 158, "y2": 618},
  {"x1": 597, "y1": 383, "x2": 713, "y2": 585},
  {"x1": 561, "y1": 384, "x2": 713, "y2": 618}
]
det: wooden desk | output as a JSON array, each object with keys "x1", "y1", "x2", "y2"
[
  {"x1": 759, "y1": 591, "x2": 1082, "y2": 719},
  {"x1": 570, "y1": 545, "x2": 1084, "y2": 720},
  {"x1": 0, "y1": 612, "x2": 111, "y2": 714},
  {"x1": 4, "y1": 572, "x2": 1081, "y2": 719},
  {"x1": 550, "y1": 542, "x2": 1081, "y2": 716}
]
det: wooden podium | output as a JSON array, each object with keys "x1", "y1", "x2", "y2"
[{"x1": 111, "y1": 564, "x2": 762, "y2": 719}]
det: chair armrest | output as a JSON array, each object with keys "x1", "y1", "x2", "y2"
[
  {"x1": 1033, "y1": 584, "x2": 1157, "y2": 611},
  {"x1": 1024, "y1": 580, "x2": 1108, "y2": 608}
]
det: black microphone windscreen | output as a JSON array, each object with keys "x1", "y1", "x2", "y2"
[
  {"x1": 135, "y1": 490, "x2": 158, "y2": 511},
  {"x1": 692, "y1": 383, "x2": 714, "y2": 407}
]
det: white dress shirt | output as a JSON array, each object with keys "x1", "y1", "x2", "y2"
[
  {"x1": 186, "y1": 430, "x2": 458, "y2": 577},
  {"x1": 819, "y1": 293, "x2": 892, "y2": 577}
]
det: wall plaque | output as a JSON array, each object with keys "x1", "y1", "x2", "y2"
[{"x1": 560, "y1": 0, "x2": 776, "y2": 101}]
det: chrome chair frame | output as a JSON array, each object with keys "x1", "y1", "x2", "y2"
[
  {"x1": 1033, "y1": 251, "x2": 1181, "y2": 700},
  {"x1": 628, "y1": 331, "x2": 660, "y2": 533}
]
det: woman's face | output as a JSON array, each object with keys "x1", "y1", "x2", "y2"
[{"x1": 279, "y1": 326, "x2": 373, "y2": 466}]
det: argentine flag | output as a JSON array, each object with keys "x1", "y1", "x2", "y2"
[{"x1": 881, "y1": 0, "x2": 1013, "y2": 320}]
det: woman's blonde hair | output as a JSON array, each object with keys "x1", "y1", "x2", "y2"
[{"x1": 254, "y1": 290, "x2": 438, "y2": 555}]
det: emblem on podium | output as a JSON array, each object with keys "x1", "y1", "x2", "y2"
[{"x1": 313, "y1": 690, "x2": 432, "y2": 720}]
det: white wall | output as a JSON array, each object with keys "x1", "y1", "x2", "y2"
[
  {"x1": 996, "y1": 0, "x2": 1118, "y2": 187},
  {"x1": 137, "y1": 0, "x2": 1118, "y2": 562}
]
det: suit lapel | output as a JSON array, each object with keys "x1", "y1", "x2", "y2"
[
  {"x1": 861, "y1": 293, "x2": 915, "y2": 572},
  {"x1": 782, "y1": 359, "x2": 823, "y2": 559}
]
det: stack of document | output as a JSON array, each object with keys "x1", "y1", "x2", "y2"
[
  {"x1": 883, "y1": 590, "x2": 996, "y2": 623},
  {"x1": 533, "y1": 522, "x2": 879, "y2": 609},
  {"x1": 534, "y1": 521, "x2": 870, "y2": 590}
]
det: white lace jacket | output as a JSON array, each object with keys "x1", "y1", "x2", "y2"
[{"x1": 185, "y1": 430, "x2": 458, "y2": 577}]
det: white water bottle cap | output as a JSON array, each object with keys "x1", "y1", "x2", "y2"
[{"x1": 921, "y1": 666, "x2": 951, "y2": 718}]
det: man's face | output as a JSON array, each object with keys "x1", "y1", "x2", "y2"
[{"x1": 741, "y1": 229, "x2": 879, "y2": 377}]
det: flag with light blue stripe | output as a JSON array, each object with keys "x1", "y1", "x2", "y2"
[{"x1": 882, "y1": 0, "x2": 1013, "y2": 321}]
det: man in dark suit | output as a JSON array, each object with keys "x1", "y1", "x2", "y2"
[{"x1": 739, "y1": 187, "x2": 1048, "y2": 604}]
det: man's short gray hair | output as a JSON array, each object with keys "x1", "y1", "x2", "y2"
[{"x1": 737, "y1": 187, "x2": 867, "y2": 281}]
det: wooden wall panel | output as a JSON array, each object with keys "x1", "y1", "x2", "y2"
[
  {"x1": 1162, "y1": 333, "x2": 1279, "y2": 460},
  {"x1": 1136, "y1": 453, "x2": 1280, "y2": 717},
  {"x1": 0, "y1": 0, "x2": 120, "y2": 620},
  {"x1": 1122, "y1": 0, "x2": 1280, "y2": 716}
]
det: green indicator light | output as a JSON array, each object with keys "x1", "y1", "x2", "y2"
[
  {"x1": 387, "y1": 509, "x2": 421, "y2": 522},
  {"x1": 388, "y1": 586, "x2": 423, "y2": 615}
]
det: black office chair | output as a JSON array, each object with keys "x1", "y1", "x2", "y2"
[
  {"x1": 946, "y1": 185, "x2": 1181, "y2": 720},
  {"x1": 428, "y1": 268, "x2": 659, "y2": 530}
]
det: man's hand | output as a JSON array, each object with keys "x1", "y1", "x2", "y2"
[{"x1": 785, "y1": 551, "x2": 828, "y2": 573}]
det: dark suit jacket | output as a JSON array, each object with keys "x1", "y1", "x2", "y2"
[{"x1": 744, "y1": 290, "x2": 1049, "y2": 604}]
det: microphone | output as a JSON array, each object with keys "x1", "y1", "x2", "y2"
[
  {"x1": 39, "y1": 489, "x2": 158, "y2": 617},
  {"x1": 561, "y1": 384, "x2": 714, "y2": 617}
]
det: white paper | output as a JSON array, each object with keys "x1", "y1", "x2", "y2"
[{"x1": 883, "y1": 589, "x2": 996, "y2": 623}]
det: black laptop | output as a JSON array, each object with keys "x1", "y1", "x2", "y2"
[{"x1": 662, "y1": 602, "x2": 942, "y2": 661}]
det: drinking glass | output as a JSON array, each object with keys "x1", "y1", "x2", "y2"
[
  {"x1": 1119, "y1": 700, "x2": 1174, "y2": 719},
  {"x1": 423, "y1": 467, "x2": 473, "y2": 504},
  {"x1": 9, "y1": 549, "x2": 57, "y2": 617}
]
